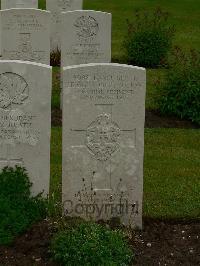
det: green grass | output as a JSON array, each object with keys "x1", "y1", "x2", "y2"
[
  {"x1": 51, "y1": 127, "x2": 200, "y2": 220},
  {"x1": 84, "y1": 0, "x2": 200, "y2": 60},
  {"x1": 50, "y1": 127, "x2": 62, "y2": 203},
  {"x1": 144, "y1": 128, "x2": 200, "y2": 220},
  {"x1": 39, "y1": 0, "x2": 200, "y2": 60},
  {"x1": 38, "y1": 0, "x2": 45, "y2": 9}
]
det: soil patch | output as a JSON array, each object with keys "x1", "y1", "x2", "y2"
[
  {"x1": 145, "y1": 110, "x2": 199, "y2": 129},
  {"x1": 0, "y1": 220, "x2": 56, "y2": 266},
  {"x1": 52, "y1": 108, "x2": 199, "y2": 129},
  {"x1": 132, "y1": 219, "x2": 200, "y2": 266},
  {"x1": 52, "y1": 108, "x2": 62, "y2": 127},
  {"x1": 0, "y1": 219, "x2": 199, "y2": 266}
]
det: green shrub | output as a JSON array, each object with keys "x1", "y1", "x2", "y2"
[
  {"x1": 51, "y1": 222, "x2": 133, "y2": 266},
  {"x1": 158, "y1": 48, "x2": 200, "y2": 124},
  {"x1": 0, "y1": 167, "x2": 47, "y2": 245},
  {"x1": 124, "y1": 8, "x2": 174, "y2": 68}
]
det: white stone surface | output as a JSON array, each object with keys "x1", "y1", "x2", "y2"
[
  {"x1": 1, "y1": 0, "x2": 38, "y2": 9},
  {"x1": 46, "y1": 0, "x2": 83, "y2": 52},
  {"x1": 0, "y1": 14, "x2": 2, "y2": 56},
  {"x1": 0, "y1": 60, "x2": 52, "y2": 196},
  {"x1": 0, "y1": 9, "x2": 50, "y2": 65},
  {"x1": 62, "y1": 63, "x2": 146, "y2": 228},
  {"x1": 61, "y1": 10, "x2": 112, "y2": 66}
]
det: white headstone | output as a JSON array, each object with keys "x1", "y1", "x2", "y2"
[
  {"x1": 62, "y1": 63, "x2": 146, "y2": 228},
  {"x1": 0, "y1": 9, "x2": 50, "y2": 65},
  {"x1": 0, "y1": 60, "x2": 52, "y2": 196},
  {"x1": 61, "y1": 11, "x2": 112, "y2": 66},
  {"x1": 46, "y1": 0, "x2": 83, "y2": 52},
  {"x1": 1, "y1": 0, "x2": 38, "y2": 9}
]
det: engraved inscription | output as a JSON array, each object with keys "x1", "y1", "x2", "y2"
[
  {"x1": 0, "y1": 73, "x2": 28, "y2": 109},
  {"x1": 3, "y1": 14, "x2": 44, "y2": 31},
  {"x1": 3, "y1": 33, "x2": 46, "y2": 62},
  {"x1": 0, "y1": 73, "x2": 39, "y2": 146},
  {"x1": 74, "y1": 16, "x2": 99, "y2": 39},
  {"x1": 0, "y1": 109, "x2": 39, "y2": 146},
  {"x1": 65, "y1": 73, "x2": 141, "y2": 101},
  {"x1": 66, "y1": 43, "x2": 102, "y2": 61},
  {"x1": 86, "y1": 113, "x2": 120, "y2": 161}
]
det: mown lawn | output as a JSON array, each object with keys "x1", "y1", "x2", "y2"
[
  {"x1": 51, "y1": 127, "x2": 200, "y2": 220},
  {"x1": 144, "y1": 128, "x2": 200, "y2": 220},
  {"x1": 40, "y1": 0, "x2": 200, "y2": 59}
]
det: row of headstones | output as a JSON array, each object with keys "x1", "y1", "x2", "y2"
[
  {"x1": 0, "y1": 1, "x2": 145, "y2": 228},
  {"x1": 0, "y1": 1, "x2": 111, "y2": 67},
  {"x1": 0, "y1": 60, "x2": 145, "y2": 228}
]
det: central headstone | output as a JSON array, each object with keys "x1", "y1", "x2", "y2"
[
  {"x1": 0, "y1": 60, "x2": 52, "y2": 196},
  {"x1": 1, "y1": 0, "x2": 38, "y2": 9},
  {"x1": 61, "y1": 11, "x2": 112, "y2": 66},
  {"x1": 0, "y1": 9, "x2": 50, "y2": 65},
  {"x1": 46, "y1": 0, "x2": 83, "y2": 52},
  {"x1": 62, "y1": 63, "x2": 146, "y2": 228}
]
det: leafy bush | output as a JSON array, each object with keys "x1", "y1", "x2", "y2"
[
  {"x1": 51, "y1": 222, "x2": 133, "y2": 266},
  {"x1": 0, "y1": 167, "x2": 47, "y2": 245},
  {"x1": 158, "y1": 47, "x2": 200, "y2": 124},
  {"x1": 124, "y1": 8, "x2": 174, "y2": 67}
]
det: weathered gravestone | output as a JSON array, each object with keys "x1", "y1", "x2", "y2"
[
  {"x1": 0, "y1": 9, "x2": 50, "y2": 65},
  {"x1": 46, "y1": 0, "x2": 83, "y2": 52},
  {"x1": 1, "y1": 0, "x2": 38, "y2": 9},
  {"x1": 61, "y1": 11, "x2": 112, "y2": 66},
  {"x1": 62, "y1": 63, "x2": 146, "y2": 228},
  {"x1": 0, "y1": 60, "x2": 52, "y2": 196}
]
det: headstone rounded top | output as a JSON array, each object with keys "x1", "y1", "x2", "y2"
[
  {"x1": 63, "y1": 63, "x2": 145, "y2": 72},
  {"x1": 0, "y1": 8, "x2": 50, "y2": 14},
  {"x1": 0, "y1": 60, "x2": 52, "y2": 68}
]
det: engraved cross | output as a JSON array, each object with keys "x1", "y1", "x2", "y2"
[{"x1": 70, "y1": 103, "x2": 136, "y2": 193}]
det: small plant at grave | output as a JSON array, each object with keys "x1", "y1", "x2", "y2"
[
  {"x1": 0, "y1": 166, "x2": 47, "y2": 246},
  {"x1": 157, "y1": 47, "x2": 200, "y2": 124},
  {"x1": 50, "y1": 48, "x2": 61, "y2": 67},
  {"x1": 123, "y1": 7, "x2": 174, "y2": 68},
  {"x1": 51, "y1": 222, "x2": 134, "y2": 266}
]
